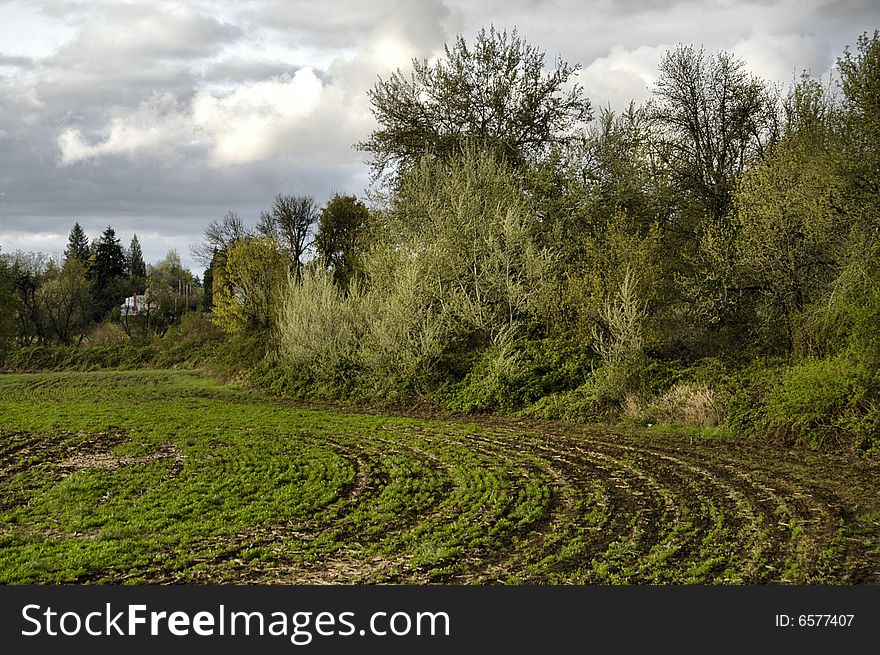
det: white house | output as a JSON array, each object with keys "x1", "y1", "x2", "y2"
[{"x1": 120, "y1": 294, "x2": 147, "y2": 316}]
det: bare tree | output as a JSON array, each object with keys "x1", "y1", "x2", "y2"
[
  {"x1": 257, "y1": 194, "x2": 318, "y2": 281},
  {"x1": 191, "y1": 211, "x2": 250, "y2": 265}
]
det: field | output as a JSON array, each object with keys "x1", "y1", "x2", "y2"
[{"x1": 0, "y1": 370, "x2": 878, "y2": 584}]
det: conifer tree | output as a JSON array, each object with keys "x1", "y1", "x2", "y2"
[{"x1": 64, "y1": 222, "x2": 90, "y2": 264}]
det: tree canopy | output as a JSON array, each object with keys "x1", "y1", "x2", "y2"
[{"x1": 359, "y1": 26, "x2": 592, "y2": 180}]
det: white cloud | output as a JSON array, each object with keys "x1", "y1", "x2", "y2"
[
  {"x1": 193, "y1": 67, "x2": 363, "y2": 166},
  {"x1": 576, "y1": 44, "x2": 668, "y2": 111},
  {"x1": 57, "y1": 92, "x2": 197, "y2": 166},
  {"x1": 57, "y1": 67, "x2": 375, "y2": 168},
  {"x1": 733, "y1": 31, "x2": 833, "y2": 84}
]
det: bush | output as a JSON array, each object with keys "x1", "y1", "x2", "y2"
[
  {"x1": 759, "y1": 354, "x2": 872, "y2": 449},
  {"x1": 86, "y1": 323, "x2": 129, "y2": 346},
  {"x1": 623, "y1": 382, "x2": 725, "y2": 427},
  {"x1": 436, "y1": 338, "x2": 595, "y2": 413},
  {"x1": 276, "y1": 268, "x2": 367, "y2": 395},
  {"x1": 154, "y1": 313, "x2": 224, "y2": 367}
]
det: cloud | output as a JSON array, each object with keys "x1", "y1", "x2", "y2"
[
  {"x1": 50, "y1": 2, "x2": 242, "y2": 67},
  {"x1": 56, "y1": 66, "x2": 374, "y2": 168},
  {"x1": 57, "y1": 91, "x2": 198, "y2": 166},
  {"x1": 193, "y1": 67, "x2": 364, "y2": 166},
  {"x1": 576, "y1": 44, "x2": 668, "y2": 110},
  {"x1": 733, "y1": 31, "x2": 833, "y2": 83},
  {"x1": 4, "y1": 0, "x2": 880, "y2": 274}
]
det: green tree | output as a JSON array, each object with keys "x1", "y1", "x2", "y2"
[
  {"x1": 64, "y1": 222, "x2": 90, "y2": 264},
  {"x1": 144, "y1": 250, "x2": 200, "y2": 331},
  {"x1": 92, "y1": 226, "x2": 128, "y2": 317},
  {"x1": 734, "y1": 129, "x2": 842, "y2": 353},
  {"x1": 359, "y1": 26, "x2": 591, "y2": 180},
  {"x1": 649, "y1": 46, "x2": 779, "y2": 224},
  {"x1": 212, "y1": 237, "x2": 287, "y2": 334},
  {"x1": 0, "y1": 251, "x2": 17, "y2": 351},
  {"x1": 128, "y1": 234, "x2": 147, "y2": 281},
  {"x1": 387, "y1": 149, "x2": 551, "y2": 343},
  {"x1": 39, "y1": 257, "x2": 94, "y2": 345},
  {"x1": 202, "y1": 250, "x2": 217, "y2": 312},
  {"x1": 837, "y1": 30, "x2": 880, "y2": 224},
  {"x1": 315, "y1": 194, "x2": 371, "y2": 291},
  {"x1": 8, "y1": 251, "x2": 50, "y2": 345}
]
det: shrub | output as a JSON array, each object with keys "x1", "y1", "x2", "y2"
[
  {"x1": 276, "y1": 268, "x2": 367, "y2": 394},
  {"x1": 86, "y1": 323, "x2": 129, "y2": 346},
  {"x1": 759, "y1": 354, "x2": 872, "y2": 449},
  {"x1": 623, "y1": 383, "x2": 725, "y2": 427},
  {"x1": 436, "y1": 337, "x2": 595, "y2": 413}
]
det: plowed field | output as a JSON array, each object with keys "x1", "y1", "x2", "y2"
[{"x1": 1, "y1": 371, "x2": 877, "y2": 584}]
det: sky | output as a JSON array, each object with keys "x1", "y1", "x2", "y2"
[{"x1": 0, "y1": 0, "x2": 878, "y2": 274}]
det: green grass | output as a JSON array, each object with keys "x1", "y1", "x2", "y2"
[{"x1": 1, "y1": 370, "x2": 878, "y2": 584}]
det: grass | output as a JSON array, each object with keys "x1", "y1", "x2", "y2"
[{"x1": 1, "y1": 370, "x2": 878, "y2": 584}]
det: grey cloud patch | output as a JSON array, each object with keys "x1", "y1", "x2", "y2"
[
  {"x1": 49, "y1": 3, "x2": 244, "y2": 67},
  {"x1": 0, "y1": 54, "x2": 37, "y2": 69},
  {"x1": 202, "y1": 59, "x2": 302, "y2": 83},
  {"x1": 253, "y1": 0, "x2": 461, "y2": 51}
]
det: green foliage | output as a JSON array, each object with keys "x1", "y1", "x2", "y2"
[
  {"x1": 314, "y1": 194, "x2": 371, "y2": 291},
  {"x1": 64, "y1": 223, "x2": 90, "y2": 265},
  {"x1": 276, "y1": 266, "x2": 367, "y2": 395},
  {"x1": 127, "y1": 234, "x2": 146, "y2": 280},
  {"x1": 733, "y1": 118, "x2": 842, "y2": 354},
  {"x1": 92, "y1": 226, "x2": 128, "y2": 318},
  {"x1": 0, "y1": 254, "x2": 17, "y2": 352},
  {"x1": 39, "y1": 257, "x2": 93, "y2": 345},
  {"x1": 390, "y1": 149, "x2": 552, "y2": 343},
  {"x1": 756, "y1": 355, "x2": 872, "y2": 449},
  {"x1": 649, "y1": 45, "x2": 778, "y2": 223},
  {"x1": 212, "y1": 237, "x2": 286, "y2": 334},
  {"x1": 436, "y1": 338, "x2": 595, "y2": 413},
  {"x1": 360, "y1": 26, "x2": 591, "y2": 179}
]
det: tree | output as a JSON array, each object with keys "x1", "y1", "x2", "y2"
[
  {"x1": 386, "y1": 149, "x2": 551, "y2": 343},
  {"x1": 64, "y1": 222, "x2": 90, "y2": 264},
  {"x1": 92, "y1": 225, "x2": 128, "y2": 317},
  {"x1": 359, "y1": 26, "x2": 592, "y2": 180},
  {"x1": 734, "y1": 128, "x2": 842, "y2": 353},
  {"x1": 648, "y1": 46, "x2": 779, "y2": 224},
  {"x1": 212, "y1": 237, "x2": 287, "y2": 333},
  {"x1": 38, "y1": 257, "x2": 93, "y2": 345},
  {"x1": 837, "y1": 30, "x2": 880, "y2": 219},
  {"x1": 0, "y1": 251, "x2": 17, "y2": 351},
  {"x1": 202, "y1": 250, "x2": 217, "y2": 312},
  {"x1": 314, "y1": 194, "x2": 371, "y2": 291},
  {"x1": 145, "y1": 250, "x2": 200, "y2": 330},
  {"x1": 191, "y1": 211, "x2": 250, "y2": 265},
  {"x1": 8, "y1": 251, "x2": 51, "y2": 344},
  {"x1": 257, "y1": 194, "x2": 318, "y2": 281},
  {"x1": 128, "y1": 234, "x2": 147, "y2": 280}
]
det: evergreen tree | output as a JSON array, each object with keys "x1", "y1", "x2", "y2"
[
  {"x1": 64, "y1": 222, "x2": 90, "y2": 264},
  {"x1": 128, "y1": 234, "x2": 147, "y2": 279},
  {"x1": 92, "y1": 226, "x2": 128, "y2": 317}
]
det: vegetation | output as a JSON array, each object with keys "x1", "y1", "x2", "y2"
[
  {"x1": 3, "y1": 28, "x2": 880, "y2": 586},
  {"x1": 4, "y1": 29, "x2": 880, "y2": 454},
  {"x1": 1, "y1": 370, "x2": 876, "y2": 584}
]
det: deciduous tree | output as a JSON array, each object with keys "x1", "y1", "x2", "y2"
[{"x1": 359, "y1": 26, "x2": 592, "y2": 181}]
